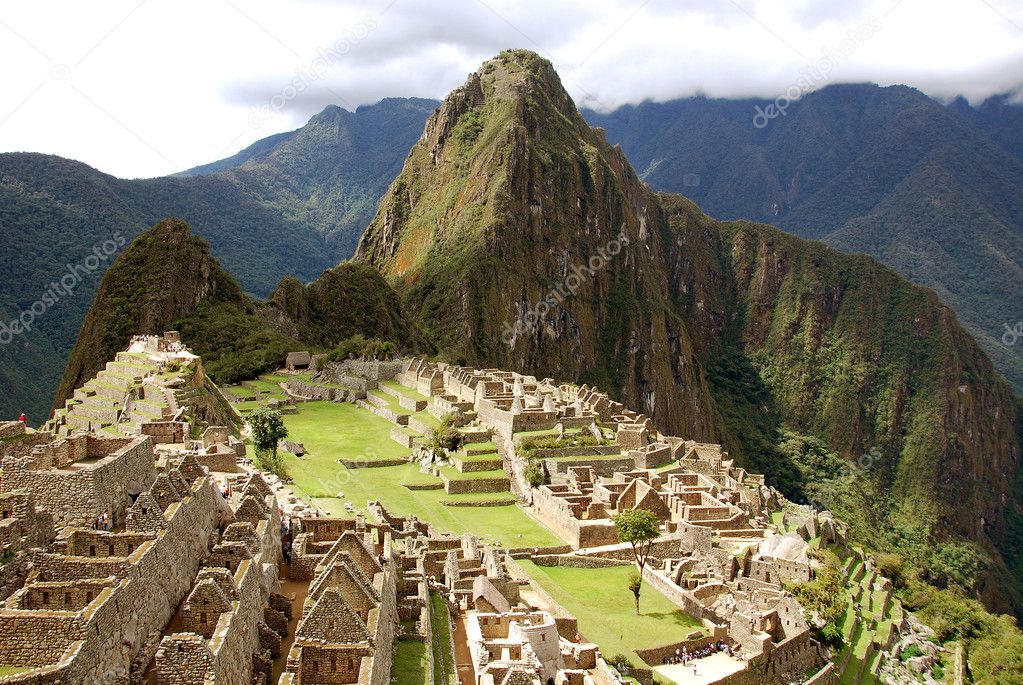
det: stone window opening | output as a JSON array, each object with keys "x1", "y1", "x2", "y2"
[
  {"x1": 64, "y1": 592, "x2": 71, "y2": 604},
  {"x1": 86, "y1": 591, "x2": 93, "y2": 602},
  {"x1": 42, "y1": 591, "x2": 49, "y2": 604},
  {"x1": 89, "y1": 545, "x2": 96, "y2": 557},
  {"x1": 108, "y1": 544, "x2": 115, "y2": 555}
]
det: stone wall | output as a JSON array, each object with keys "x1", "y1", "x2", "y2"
[
  {"x1": 196, "y1": 450, "x2": 240, "y2": 473},
  {"x1": 342, "y1": 359, "x2": 404, "y2": 382},
  {"x1": 205, "y1": 516, "x2": 281, "y2": 684},
  {"x1": 0, "y1": 473, "x2": 227, "y2": 683},
  {"x1": 443, "y1": 476, "x2": 510, "y2": 495},
  {"x1": 542, "y1": 455, "x2": 634, "y2": 478},
  {"x1": 0, "y1": 552, "x2": 30, "y2": 601},
  {"x1": 640, "y1": 567, "x2": 711, "y2": 622},
  {"x1": 530, "y1": 555, "x2": 630, "y2": 569},
  {"x1": 141, "y1": 421, "x2": 186, "y2": 445},
  {"x1": 2, "y1": 436, "x2": 157, "y2": 528},
  {"x1": 0, "y1": 421, "x2": 26, "y2": 439}
]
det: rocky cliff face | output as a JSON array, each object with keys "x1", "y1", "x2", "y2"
[
  {"x1": 355, "y1": 50, "x2": 1023, "y2": 610},
  {"x1": 356, "y1": 51, "x2": 720, "y2": 440}
]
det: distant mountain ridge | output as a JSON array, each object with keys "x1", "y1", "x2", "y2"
[
  {"x1": 581, "y1": 86, "x2": 1023, "y2": 393},
  {"x1": 4, "y1": 79, "x2": 1022, "y2": 426},
  {"x1": 0, "y1": 98, "x2": 436, "y2": 422}
]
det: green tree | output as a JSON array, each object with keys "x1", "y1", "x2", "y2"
[
  {"x1": 249, "y1": 406, "x2": 289, "y2": 478},
  {"x1": 627, "y1": 571, "x2": 643, "y2": 615},
  {"x1": 612, "y1": 509, "x2": 660, "y2": 614}
]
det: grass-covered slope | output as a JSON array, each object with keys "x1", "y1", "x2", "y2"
[{"x1": 663, "y1": 199, "x2": 1022, "y2": 610}]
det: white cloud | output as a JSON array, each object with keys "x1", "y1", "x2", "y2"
[{"x1": 0, "y1": 0, "x2": 1021, "y2": 178}]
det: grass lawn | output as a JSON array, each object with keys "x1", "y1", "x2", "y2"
[
  {"x1": 456, "y1": 452, "x2": 501, "y2": 462},
  {"x1": 393, "y1": 639, "x2": 430, "y2": 685},
  {"x1": 367, "y1": 389, "x2": 406, "y2": 413},
  {"x1": 518, "y1": 561, "x2": 705, "y2": 666},
  {"x1": 438, "y1": 466, "x2": 509, "y2": 481},
  {"x1": 0, "y1": 666, "x2": 34, "y2": 676},
  {"x1": 545, "y1": 453, "x2": 628, "y2": 461},
  {"x1": 283, "y1": 401, "x2": 408, "y2": 463},
  {"x1": 281, "y1": 402, "x2": 562, "y2": 548},
  {"x1": 411, "y1": 410, "x2": 440, "y2": 428},
  {"x1": 381, "y1": 380, "x2": 430, "y2": 402},
  {"x1": 430, "y1": 591, "x2": 456, "y2": 685}
]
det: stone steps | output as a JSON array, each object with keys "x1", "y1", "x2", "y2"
[
  {"x1": 377, "y1": 384, "x2": 428, "y2": 412},
  {"x1": 74, "y1": 402, "x2": 121, "y2": 424},
  {"x1": 106, "y1": 360, "x2": 153, "y2": 379},
  {"x1": 87, "y1": 381, "x2": 127, "y2": 401},
  {"x1": 356, "y1": 399, "x2": 409, "y2": 426}
]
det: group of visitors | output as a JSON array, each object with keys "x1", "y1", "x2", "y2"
[
  {"x1": 663, "y1": 639, "x2": 737, "y2": 667},
  {"x1": 92, "y1": 510, "x2": 113, "y2": 531}
]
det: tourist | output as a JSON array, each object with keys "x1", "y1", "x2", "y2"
[{"x1": 17, "y1": 413, "x2": 26, "y2": 423}]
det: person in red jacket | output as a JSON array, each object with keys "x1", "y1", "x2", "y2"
[{"x1": 18, "y1": 413, "x2": 26, "y2": 423}]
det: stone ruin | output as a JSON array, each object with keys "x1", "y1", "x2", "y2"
[
  {"x1": 46, "y1": 332, "x2": 239, "y2": 440},
  {"x1": 0, "y1": 440, "x2": 285, "y2": 683}
]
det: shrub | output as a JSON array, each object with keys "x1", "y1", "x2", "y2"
[
  {"x1": 876, "y1": 552, "x2": 907, "y2": 589},
  {"x1": 786, "y1": 549, "x2": 847, "y2": 648},
  {"x1": 429, "y1": 420, "x2": 465, "y2": 456},
  {"x1": 324, "y1": 335, "x2": 397, "y2": 363},
  {"x1": 899, "y1": 644, "x2": 924, "y2": 662},
  {"x1": 524, "y1": 462, "x2": 546, "y2": 488}
]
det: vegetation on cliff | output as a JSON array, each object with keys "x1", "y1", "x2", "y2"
[
  {"x1": 354, "y1": 51, "x2": 1023, "y2": 621},
  {"x1": 584, "y1": 87, "x2": 1023, "y2": 394}
]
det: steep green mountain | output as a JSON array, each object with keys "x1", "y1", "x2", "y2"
[
  {"x1": 56, "y1": 218, "x2": 419, "y2": 412},
  {"x1": 355, "y1": 50, "x2": 1023, "y2": 614},
  {"x1": 581, "y1": 86, "x2": 1023, "y2": 395},
  {"x1": 0, "y1": 98, "x2": 435, "y2": 423}
]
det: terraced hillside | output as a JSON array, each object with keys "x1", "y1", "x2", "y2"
[
  {"x1": 47, "y1": 348, "x2": 240, "y2": 438},
  {"x1": 833, "y1": 549, "x2": 904, "y2": 685}
]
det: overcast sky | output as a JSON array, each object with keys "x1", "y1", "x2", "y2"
[{"x1": 2, "y1": 0, "x2": 1022, "y2": 178}]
